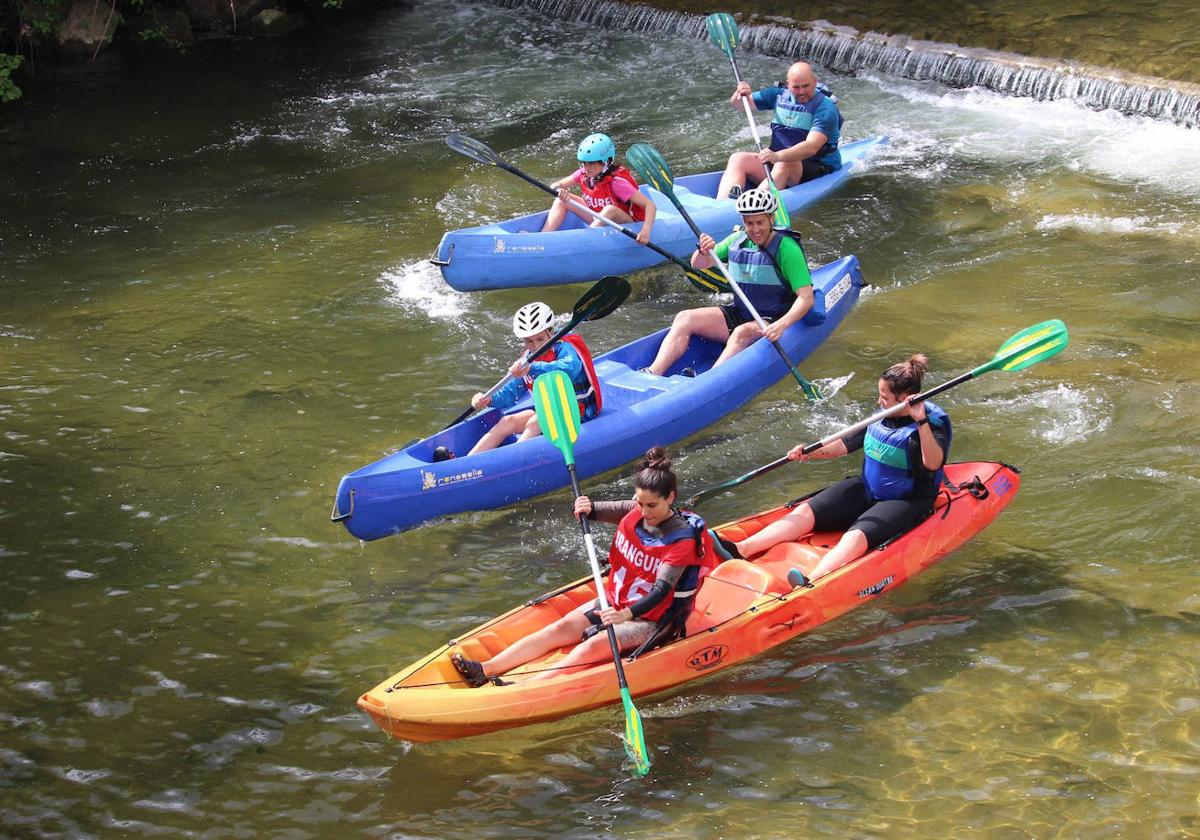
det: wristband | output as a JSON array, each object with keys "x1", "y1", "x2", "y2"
[{"x1": 916, "y1": 417, "x2": 930, "y2": 427}]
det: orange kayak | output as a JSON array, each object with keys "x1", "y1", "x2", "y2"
[{"x1": 358, "y1": 461, "x2": 1020, "y2": 742}]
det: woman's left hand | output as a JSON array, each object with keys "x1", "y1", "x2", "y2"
[
  {"x1": 599, "y1": 606, "x2": 631, "y2": 626},
  {"x1": 906, "y1": 397, "x2": 927, "y2": 423}
]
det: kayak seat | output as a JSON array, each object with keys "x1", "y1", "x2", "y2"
[{"x1": 687, "y1": 560, "x2": 790, "y2": 632}]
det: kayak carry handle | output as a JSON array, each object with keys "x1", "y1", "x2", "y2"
[
  {"x1": 429, "y1": 243, "x2": 454, "y2": 267},
  {"x1": 330, "y1": 489, "x2": 355, "y2": 523}
]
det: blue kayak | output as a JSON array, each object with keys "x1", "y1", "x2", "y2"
[
  {"x1": 433, "y1": 137, "x2": 886, "y2": 292},
  {"x1": 332, "y1": 255, "x2": 865, "y2": 540}
]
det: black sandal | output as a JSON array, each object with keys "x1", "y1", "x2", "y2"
[{"x1": 450, "y1": 652, "x2": 489, "y2": 688}]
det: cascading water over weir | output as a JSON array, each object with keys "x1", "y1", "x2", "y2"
[{"x1": 490, "y1": 0, "x2": 1200, "y2": 127}]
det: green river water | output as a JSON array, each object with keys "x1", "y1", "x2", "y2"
[{"x1": 2, "y1": 1, "x2": 1199, "y2": 835}]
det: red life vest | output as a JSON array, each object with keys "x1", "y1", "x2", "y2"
[
  {"x1": 579, "y1": 165, "x2": 646, "y2": 223},
  {"x1": 605, "y1": 508, "x2": 718, "y2": 622},
  {"x1": 525, "y1": 333, "x2": 603, "y2": 416}
]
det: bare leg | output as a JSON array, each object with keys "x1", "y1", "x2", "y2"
[
  {"x1": 770, "y1": 160, "x2": 806, "y2": 190},
  {"x1": 542, "y1": 195, "x2": 596, "y2": 231},
  {"x1": 716, "y1": 151, "x2": 765, "y2": 199},
  {"x1": 590, "y1": 205, "x2": 634, "y2": 227},
  {"x1": 712, "y1": 321, "x2": 763, "y2": 367},
  {"x1": 516, "y1": 413, "x2": 543, "y2": 442},
  {"x1": 806, "y1": 529, "x2": 869, "y2": 579},
  {"x1": 541, "y1": 196, "x2": 570, "y2": 232},
  {"x1": 646, "y1": 307, "x2": 729, "y2": 376},
  {"x1": 478, "y1": 610, "x2": 592, "y2": 678},
  {"x1": 737, "y1": 502, "x2": 815, "y2": 558},
  {"x1": 468, "y1": 410, "x2": 535, "y2": 455},
  {"x1": 528, "y1": 620, "x2": 654, "y2": 681}
]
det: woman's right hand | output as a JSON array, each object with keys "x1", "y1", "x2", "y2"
[
  {"x1": 787, "y1": 444, "x2": 810, "y2": 462},
  {"x1": 471, "y1": 392, "x2": 490, "y2": 410},
  {"x1": 573, "y1": 495, "x2": 593, "y2": 519}
]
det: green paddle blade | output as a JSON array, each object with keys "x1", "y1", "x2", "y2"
[
  {"x1": 626, "y1": 143, "x2": 676, "y2": 198},
  {"x1": 705, "y1": 12, "x2": 739, "y2": 57},
  {"x1": 620, "y1": 688, "x2": 651, "y2": 777},
  {"x1": 532, "y1": 369, "x2": 582, "y2": 468},
  {"x1": 575, "y1": 276, "x2": 631, "y2": 323},
  {"x1": 685, "y1": 266, "x2": 731, "y2": 294},
  {"x1": 973, "y1": 319, "x2": 1070, "y2": 376}
]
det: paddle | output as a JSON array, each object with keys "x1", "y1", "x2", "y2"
[
  {"x1": 532, "y1": 369, "x2": 651, "y2": 778},
  {"x1": 626, "y1": 142, "x2": 821, "y2": 401},
  {"x1": 684, "y1": 319, "x2": 1070, "y2": 507},
  {"x1": 445, "y1": 133, "x2": 729, "y2": 295},
  {"x1": 705, "y1": 12, "x2": 791, "y2": 228},
  {"x1": 443, "y1": 275, "x2": 630, "y2": 430}
]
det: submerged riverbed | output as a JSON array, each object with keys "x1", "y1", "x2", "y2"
[{"x1": 2, "y1": 0, "x2": 1199, "y2": 835}]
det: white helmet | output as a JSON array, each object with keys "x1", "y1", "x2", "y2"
[
  {"x1": 512, "y1": 301, "x2": 555, "y2": 338},
  {"x1": 735, "y1": 188, "x2": 779, "y2": 217}
]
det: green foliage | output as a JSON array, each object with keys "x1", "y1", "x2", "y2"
[
  {"x1": 14, "y1": 0, "x2": 70, "y2": 38},
  {"x1": 0, "y1": 51, "x2": 21, "y2": 102}
]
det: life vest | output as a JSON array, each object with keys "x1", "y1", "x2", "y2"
[
  {"x1": 579, "y1": 165, "x2": 646, "y2": 223},
  {"x1": 727, "y1": 230, "x2": 820, "y2": 323},
  {"x1": 606, "y1": 508, "x2": 717, "y2": 623},
  {"x1": 769, "y1": 86, "x2": 842, "y2": 167},
  {"x1": 861, "y1": 401, "x2": 952, "y2": 501},
  {"x1": 735, "y1": 228, "x2": 828, "y2": 327},
  {"x1": 525, "y1": 333, "x2": 603, "y2": 418}
]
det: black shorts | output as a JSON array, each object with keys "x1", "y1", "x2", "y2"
[
  {"x1": 720, "y1": 304, "x2": 780, "y2": 333},
  {"x1": 799, "y1": 158, "x2": 836, "y2": 183},
  {"x1": 807, "y1": 476, "x2": 934, "y2": 550}
]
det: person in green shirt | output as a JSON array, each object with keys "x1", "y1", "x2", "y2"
[{"x1": 643, "y1": 189, "x2": 814, "y2": 376}]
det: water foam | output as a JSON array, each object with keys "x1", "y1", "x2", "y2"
[{"x1": 380, "y1": 260, "x2": 470, "y2": 320}]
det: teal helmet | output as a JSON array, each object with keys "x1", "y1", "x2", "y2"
[{"x1": 577, "y1": 133, "x2": 616, "y2": 164}]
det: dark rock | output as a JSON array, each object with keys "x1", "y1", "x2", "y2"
[
  {"x1": 55, "y1": 0, "x2": 123, "y2": 53},
  {"x1": 250, "y1": 8, "x2": 306, "y2": 37}
]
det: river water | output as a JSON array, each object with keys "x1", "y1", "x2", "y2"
[{"x1": 2, "y1": 0, "x2": 1199, "y2": 835}]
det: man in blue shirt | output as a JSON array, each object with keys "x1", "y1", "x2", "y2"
[{"x1": 715, "y1": 61, "x2": 843, "y2": 200}]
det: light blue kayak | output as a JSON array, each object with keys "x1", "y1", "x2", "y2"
[
  {"x1": 432, "y1": 137, "x2": 885, "y2": 292},
  {"x1": 332, "y1": 255, "x2": 865, "y2": 540}
]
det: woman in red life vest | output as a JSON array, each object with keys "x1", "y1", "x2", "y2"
[
  {"x1": 730, "y1": 354, "x2": 951, "y2": 583},
  {"x1": 540, "y1": 132, "x2": 658, "y2": 244},
  {"x1": 450, "y1": 447, "x2": 717, "y2": 687},
  {"x1": 439, "y1": 301, "x2": 601, "y2": 459}
]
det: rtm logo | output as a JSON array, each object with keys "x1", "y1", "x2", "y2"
[
  {"x1": 686, "y1": 644, "x2": 728, "y2": 671},
  {"x1": 857, "y1": 575, "x2": 894, "y2": 598},
  {"x1": 994, "y1": 474, "x2": 1013, "y2": 496}
]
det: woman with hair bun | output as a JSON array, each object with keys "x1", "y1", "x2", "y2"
[
  {"x1": 733, "y1": 354, "x2": 952, "y2": 581},
  {"x1": 451, "y1": 447, "x2": 717, "y2": 687}
]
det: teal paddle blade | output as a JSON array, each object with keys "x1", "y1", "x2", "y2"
[
  {"x1": 974, "y1": 319, "x2": 1070, "y2": 376},
  {"x1": 705, "y1": 12, "x2": 739, "y2": 56}
]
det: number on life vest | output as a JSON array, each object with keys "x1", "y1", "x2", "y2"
[{"x1": 610, "y1": 567, "x2": 653, "y2": 607}]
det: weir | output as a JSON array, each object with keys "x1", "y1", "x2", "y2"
[{"x1": 491, "y1": 0, "x2": 1200, "y2": 127}]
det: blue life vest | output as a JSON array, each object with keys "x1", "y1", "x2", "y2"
[
  {"x1": 861, "y1": 401, "x2": 952, "y2": 501},
  {"x1": 727, "y1": 231, "x2": 826, "y2": 326},
  {"x1": 769, "y1": 87, "x2": 842, "y2": 167}
]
